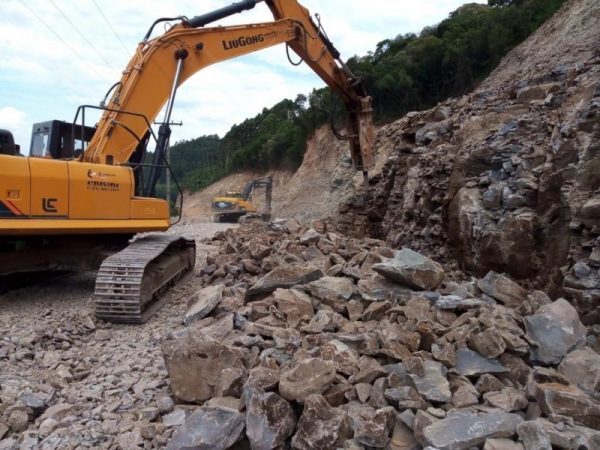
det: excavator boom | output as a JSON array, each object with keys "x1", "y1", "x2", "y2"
[{"x1": 83, "y1": 0, "x2": 374, "y2": 177}]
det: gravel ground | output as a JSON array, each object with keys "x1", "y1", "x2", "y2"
[{"x1": 0, "y1": 221, "x2": 235, "y2": 449}]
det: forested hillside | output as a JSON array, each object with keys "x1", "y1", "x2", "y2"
[{"x1": 163, "y1": 0, "x2": 565, "y2": 193}]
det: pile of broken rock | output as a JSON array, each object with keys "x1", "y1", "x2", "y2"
[{"x1": 162, "y1": 220, "x2": 600, "y2": 450}]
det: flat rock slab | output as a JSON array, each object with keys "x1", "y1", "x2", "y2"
[
  {"x1": 183, "y1": 284, "x2": 224, "y2": 326},
  {"x1": 483, "y1": 438, "x2": 525, "y2": 450},
  {"x1": 477, "y1": 272, "x2": 527, "y2": 308},
  {"x1": 558, "y1": 347, "x2": 600, "y2": 393},
  {"x1": 246, "y1": 264, "x2": 324, "y2": 299},
  {"x1": 524, "y1": 298, "x2": 586, "y2": 365},
  {"x1": 305, "y1": 276, "x2": 355, "y2": 312},
  {"x1": 455, "y1": 348, "x2": 508, "y2": 377},
  {"x1": 166, "y1": 405, "x2": 244, "y2": 450},
  {"x1": 435, "y1": 295, "x2": 487, "y2": 311},
  {"x1": 408, "y1": 360, "x2": 451, "y2": 402},
  {"x1": 357, "y1": 275, "x2": 414, "y2": 302},
  {"x1": 373, "y1": 248, "x2": 445, "y2": 291},
  {"x1": 163, "y1": 409, "x2": 187, "y2": 428},
  {"x1": 423, "y1": 410, "x2": 523, "y2": 450}
]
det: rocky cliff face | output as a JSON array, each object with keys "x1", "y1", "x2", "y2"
[{"x1": 337, "y1": 0, "x2": 600, "y2": 322}]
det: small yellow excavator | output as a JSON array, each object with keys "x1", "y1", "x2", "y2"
[
  {"x1": 0, "y1": 0, "x2": 374, "y2": 323},
  {"x1": 212, "y1": 175, "x2": 273, "y2": 222}
]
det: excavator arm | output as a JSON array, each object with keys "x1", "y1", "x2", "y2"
[
  {"x1": 83, "y1": 0, "x2": 374, "y2": 191},
  {"x1": 243, "y1": 175, "x2": 273, "y2": 218},
  {"x1": 266, "y1": 0, "x2": 374, "y2": 174}
]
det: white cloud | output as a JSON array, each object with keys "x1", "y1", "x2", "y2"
[{"x1": 0, "y1": 0, "x2": 484, "y2": 148}]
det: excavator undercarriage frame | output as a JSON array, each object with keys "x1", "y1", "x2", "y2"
[{"x1": 94, "y1": 235, "x2": 195, "y2": 324}]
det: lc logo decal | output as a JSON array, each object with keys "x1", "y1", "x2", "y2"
[{"x1": 42, "y1": 198, "x2": 58, "y2": 213}]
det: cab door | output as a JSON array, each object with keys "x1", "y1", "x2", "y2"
[{"x1": 29, "y1": 158, "x2": 69, "y2": 218}]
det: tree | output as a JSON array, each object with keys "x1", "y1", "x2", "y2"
[{"x1": 489, "y1": 0, "x2": 525, "y2": 7}]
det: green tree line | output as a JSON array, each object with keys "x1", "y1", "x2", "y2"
[{"x1": 162, "y1": 0, "x2": 565, "y2": 193}]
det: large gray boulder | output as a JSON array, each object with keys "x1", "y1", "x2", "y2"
[
  {"x1": 455, "y1": 348, "x2": 508, "y2": 377},
  {"x1": 166, "y1": 406, "x2": 244, "y2": 450},
  {"x1": 183, "y1": 284, "x2": 224, "y2": 326},
  {"x1": 373, "y1": 248, "x2": 445, "y2": 291},
  {"x1": 477, "y1": 272, "x2": 527, "y2": 308},
  {"x1": 423, "y1": 410, "x2": 523, "y2": 450},
  {"x1": 246, "y1": 264, "x2": 324, "y2": 299},
  {"x1": 524, "y1": 299, "x2": 586, "y2": 365}
]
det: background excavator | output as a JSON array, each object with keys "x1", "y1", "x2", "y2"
[
  {"x1": 212, "y1": 175, "x2": 273, "y2": 223},
  {"x1": 0, "y1": 0, "x2": 374, "y2": 323}
]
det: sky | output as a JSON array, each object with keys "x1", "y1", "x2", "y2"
[{"x1": 0, "y1": 0, "x2": 484, "y2": 151}]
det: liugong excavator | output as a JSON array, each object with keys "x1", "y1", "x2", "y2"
[
  {"x1": 212, "y1": 175, "x2": 273, "y2": 222},
  {"x1": 0, "y1": 0, "x2": 373, "y2": 323}
]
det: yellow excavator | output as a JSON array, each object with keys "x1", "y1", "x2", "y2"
[
  {"x1": 0, "y1": 0, "x2": 374, "y2": 323},
  {"x1": 212, "y1": 175, "x2": 273, "y2": 222}
]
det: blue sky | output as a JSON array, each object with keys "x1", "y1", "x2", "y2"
[{"x1": 0, "y1": 0, "x2": 484, "y2": 150}]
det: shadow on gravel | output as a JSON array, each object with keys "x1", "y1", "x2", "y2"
[{"x1": 0, "y1": 271, "x2": 94, "y2": 297}]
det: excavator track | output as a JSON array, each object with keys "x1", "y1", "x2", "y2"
[{"x1": 93, "y1": 235, "x2": 195, "y2": 324}]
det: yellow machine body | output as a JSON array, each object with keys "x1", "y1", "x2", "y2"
[
  {"x1": 0, "y1": 154, "x2": 169, "y2": 235},
  {"x1": 212, "y1": 195, "x2": 258, "y2": 213}
]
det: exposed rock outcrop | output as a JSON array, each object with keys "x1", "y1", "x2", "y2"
[{"x1": 337, "y1": 0, "x2": 600, "y2": 321}]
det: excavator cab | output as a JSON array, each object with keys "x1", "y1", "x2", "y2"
[{"x1": 29, "y1": 120, "x2": 96, "y2": 160}]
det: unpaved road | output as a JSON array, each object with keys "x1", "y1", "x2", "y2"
[{"x1": 0, "y1": 221, "x2": 234, "y2": 449}]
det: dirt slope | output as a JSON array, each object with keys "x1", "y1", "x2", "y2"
[
  {"x1": 338, "y1": 0, "x2": 600, "y2": 317},
  {"x1": 182, "y1": 171, "x2": 292, "y2": 221},
  {"x1": 182, "y1": 124, "x2": 394, "y2": 222},
  {"x1": 481, "y1": 0, "x2": 600, "y2": 89}
]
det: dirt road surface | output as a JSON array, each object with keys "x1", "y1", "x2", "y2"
[{"x1": 0, "y1": 221, "x2": 234, "y2": 449}]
